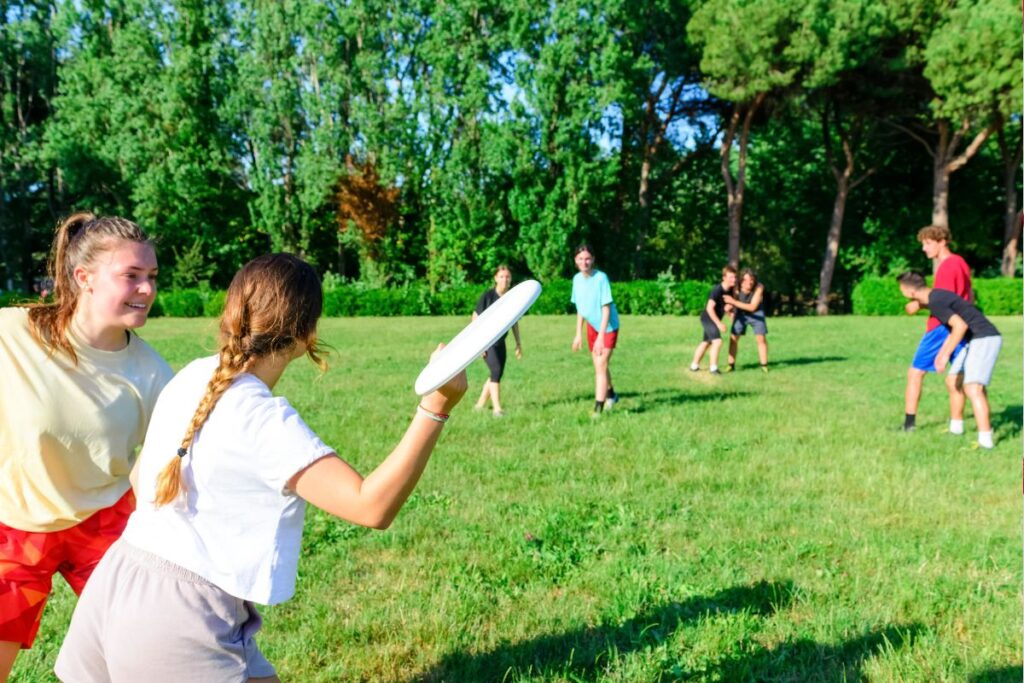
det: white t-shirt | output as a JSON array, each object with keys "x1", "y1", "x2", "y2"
[{"x1": 124, "y1": 355, "x2": 335, "y2": 605}]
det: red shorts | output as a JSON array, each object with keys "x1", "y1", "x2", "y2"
[
  {"x1": 0, "y1": 490, "x2": 134, "y2": 648},
  {"x1": 586, "y1": 323, "x2": 619, "y2": 352}
]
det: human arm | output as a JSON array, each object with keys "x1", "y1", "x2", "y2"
[
  {"x1": 288, "y1": 360, "x2": 467, "y2": 530},
  {"x1": 933, "y1": 315, "x2": 968, "y2": 372},
  {"x1": 512, "y1": 322, "x2": 522, "y2": 359},
  {"x1": 705, "y1": 298, "x2": 726, "y2": 332},
  {"x1": 572, "y1": 314, "x2": 584, "y2": 351},
  {"x1": 904, "y1": 300, "x2": 921, "y2": 315},
  {"x1": 724, "y1": 286, "x2": 763, "y2": 313}
]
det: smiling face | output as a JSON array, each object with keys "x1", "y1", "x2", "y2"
[
  {"x1": 723, "y1": 270, "x2": 737, "y2": 290},
  {"x1": 74, "y1": 240, "x2": 159, "y2": 332},
  {"x1": 574, "y1": 249, "x2": 594, "y2": 275}
]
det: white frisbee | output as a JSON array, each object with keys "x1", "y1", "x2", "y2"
[{"x1": 414, "y1": 279, "x2": 542, "y2": 396}]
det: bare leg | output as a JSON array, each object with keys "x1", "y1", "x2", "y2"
[
  {"x1": 945, "y1": 372, "x2": 965, "y2": 421},
  {"x1": 904, "y1": 367, "x2": 926, "y2": 416},
  {"x1": 475, "y1": 380, "x2": 491, "y2": 409},
  {"x1": 0, "y1": 641, "x2": 20, "y2": 682},
  {"x1": 708, "y1": 339, "x2": 723, "y2": 369},
  {"x1": 691, "y1": 341, "x2": 709, "y2": 367},
  {"x1": 756, "y1": 335, "x2": 768, "y2": 366},
  {"x1": 965, "y1": 383, "x2": 991, "y2": 432},
  {"x1": 593, "y1": 348, "x2": 612, "y2": 402},
  {"x1": 488, "y1": 381, "x2": 504, "y2": 414},
  {"x1": 728, "y1": 335, "x2": 739, "y2": 366}
]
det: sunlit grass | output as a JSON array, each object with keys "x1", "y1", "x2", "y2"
[{"x1": 15, "y1": 315, "x2": 1021, "y2": 682}]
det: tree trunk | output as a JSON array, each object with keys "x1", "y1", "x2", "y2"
[
  {"x1": 931, "y1": 155, "x2": 950, "y2": 229},
  {"x1": 721, "y1": 93, "x2": 764, "y2": 268},
  {"x1": 816, "y1": 178, "x2": 850, "y2": 315},
  {"x1": 930, "y1": 118, "x2": 995, "y2": 231},
  {"x1": 997, "y1": 124, "x2": 1023, "y2": 276},
  {"x1": 634, "y1": 154, "x2": 652, "y2": 277}
]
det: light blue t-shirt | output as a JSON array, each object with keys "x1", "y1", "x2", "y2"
[{"x1": 571, "y1": 270, "x2": 619, "y2": 332}]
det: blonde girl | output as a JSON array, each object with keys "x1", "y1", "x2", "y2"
[{"x1": 0, "y1": 213, "x2": 171, "y2": 680}]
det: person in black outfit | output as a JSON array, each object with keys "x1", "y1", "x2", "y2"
[
  {"x1": 473, "y1": 265, "x2": 523, "y2": 416},
  {"x1": 898, "y1": 271, "x2": 1002, "y2": 449},
  {"x1": 690, "y1": 265, "x2": 737, "y2": 374}
]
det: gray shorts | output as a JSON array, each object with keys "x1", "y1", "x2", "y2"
[
  {"x1": 948, "y1": 335, "x2": 1002, "y2": 386},
  {"x1": 55, "y1": 540, "x2": 275, "y2": 682},
  {"x1": 732, "y1": 312, "x2": 767, "y2": 337}
]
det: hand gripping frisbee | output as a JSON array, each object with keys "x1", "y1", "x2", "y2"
[{"x1": 414, "y1": 280, "x2": 542, "y2": 396}]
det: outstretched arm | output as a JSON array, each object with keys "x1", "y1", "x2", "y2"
[
  {"x1": 290, "y1": 362, "x2": 467, "y2": 530},
  {"x1": 725, "y1": 285, "x2": 763, "y2": 313}
]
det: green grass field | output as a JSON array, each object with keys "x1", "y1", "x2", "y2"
[{"x1": 13, "y1": 315, "x2": 1022, "y2": 682}]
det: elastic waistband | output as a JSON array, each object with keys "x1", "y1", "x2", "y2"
[{"x1": 116, "y1": 539, "x2": 217, "y2": 586}]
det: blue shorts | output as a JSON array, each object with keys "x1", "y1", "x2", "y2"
[{"x1": 911, "y1": 326, "x2": 966, "y2": 373}]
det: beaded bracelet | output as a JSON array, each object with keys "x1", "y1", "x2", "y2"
[{"x1": 416, "y1": 405, "x2": 450, "y2": 423}]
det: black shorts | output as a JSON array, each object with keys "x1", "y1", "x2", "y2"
[
  {"x1": 699, "y1": 312, "x2": 721, "y2": 342},
  {"x1": 484, "y1": 338, "x2": 507, "y2": 382}
]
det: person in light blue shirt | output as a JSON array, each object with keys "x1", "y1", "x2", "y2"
[{"x1": 570, "y1": 243, "x2": 619, "y2": 415}]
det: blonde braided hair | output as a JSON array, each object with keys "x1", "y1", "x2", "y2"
[{"x1": 153, "y1": 253, "x2": 325, "y2": 506}]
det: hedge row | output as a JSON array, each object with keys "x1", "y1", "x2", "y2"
[
  {"x1": 4, "y1": 276, "x2": 1016, "y2": 317},
  {"x1": 143, "y1": 279, "x2": 717, "y2": 318},
  {"x1": 851, "y1": 276, "x2": 1022, "y2": 315}
]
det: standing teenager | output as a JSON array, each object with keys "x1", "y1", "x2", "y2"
[
  {"x1": 724, "y1": 269, "x2": 769, "y2": 372},
  {"x1": 570, "y1": 244, "x2": 619, "y2": 416},
  {"x1": 0, "y1": 213, "x2": 171, "y2": 680},
  {"x1": 473, "y1": 265, "x2": 523, "y2": 417},
  {"x1": 690, "y1": 266, "x2": 737, "y2": 375}
]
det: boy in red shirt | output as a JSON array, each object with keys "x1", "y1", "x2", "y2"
[{"x1": 902, "y1": 225, "x2": 972, "y2": 433}]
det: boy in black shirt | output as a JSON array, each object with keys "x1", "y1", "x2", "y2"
[
  {"x1": 690, "y1": 266, "x2": 737, "y2": 374},
  {"x1": 898, "y1": 271, "x2": 1003, "y2": 449}
]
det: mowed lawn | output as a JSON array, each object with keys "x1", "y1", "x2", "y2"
[{"x1": 14, "y1": 315, "x2": 1021, "y2": 682}]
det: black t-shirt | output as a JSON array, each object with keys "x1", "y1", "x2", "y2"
[
  {"x1": 928, "y1": 289, "x2": 999, "y2": 340},
  {"x1": 475, "y1": 288, "x2": 508, "y2": 343},
  {"x1": 706, "y1": 283, "x2": 728, "y2": 319}
]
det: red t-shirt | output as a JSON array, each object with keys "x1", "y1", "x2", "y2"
[{"x1": 927, "y1": 253, "x2": 972, "y2": 331}]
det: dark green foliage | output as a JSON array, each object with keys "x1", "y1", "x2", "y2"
[
  {"x1": 852, "y1": 277, "x2": 1022, "y2": 316},
  {"x1": 974, "y1": 279, "x2": 1023, "y2": 316}
]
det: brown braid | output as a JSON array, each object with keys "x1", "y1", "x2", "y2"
[
  {"x1": 26, "y1": 212, "x2": 152, "y2": 364},
  {"x1": 152, "y1": 344, "x2": 255, "y2": 506},
  {"x1": 152, "y1": 253, "x2": 325, "y2": 507}
]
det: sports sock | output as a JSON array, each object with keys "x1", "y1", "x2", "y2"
[
  {"x1": 903, "y1": 413, "x2": 916, "y2": 430},
  {"x1": 594, "y1": 400, "x2": 604, "y2": 413},
  {"x1": 709, "y1": 364, "x2": 718, "y2": 372},
  {"x1": 948, "y1": 419, "x2": 964, "y2": 435},
  {"x1": 978, "y1": 431, "x2": 994, "y2": 449},
  {"x1": 607, "y1": 387, "x2": 616, "y2": 399},
  {"x1": 689, "y1": 363, "x2": 699, "y2": 371}
]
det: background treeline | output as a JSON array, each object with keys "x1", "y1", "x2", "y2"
[{"x1": 1, "y1": 0, "x2": 1020, "y2": 313}]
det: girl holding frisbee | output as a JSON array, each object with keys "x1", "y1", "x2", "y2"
[
  {"x1": 0, "y1": 213, "x2": 171, "y2": 680},
  {"x1": 473, "y1": 265, "x2": 523, "y2": 416},
  {"x1": 56, "y1": 253, "x2": 467, "y2": 682},
  {"x1": 570, "y1": 244, "x2": 619, "y2": 416},
  {"x1": 724, "y1": 269, "x2": 769, "y2": 372}
]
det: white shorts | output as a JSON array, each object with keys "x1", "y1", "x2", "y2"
[
  {"x1": 948, "y1": 335, "x2": 1002, "y2": 386},
  {"x1": 56, "y1": 539, "x2": 275, "y2": 682}
]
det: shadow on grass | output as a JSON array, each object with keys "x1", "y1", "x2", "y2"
[
  {"x1": 969, "y1": 665, "x2": 1023, "y2": 682},
  {"x1": 768, "y1": 355, "x2": 848, "y2": 368},
  {"x1": 410, "y1": 579, "x2": 795, "y2": 682},
  {"x1": 538, "y1": 388, "x2": 752, "y2": 411},
  {"x1": 704, "y1": 622, "x2": 924, "y2": 682},
  {"x1": 992, "y1": 404, "x2": 1022, "y2": 441}
]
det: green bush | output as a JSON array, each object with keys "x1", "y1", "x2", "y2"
[
  {"x1": 202, "y1": 290, "x2": 227, "y2": 318},
  {"x1": 157, "y1": 289, "x2": 204, "y2": 317},
  {"x1": 852, "y1": 276, "x2": 1022, "y2": 315},
  {"x1": 532, "y1": 279, "x2": 573, "y2": 314},
  {"x1": 431, "y1": 285, "x2": 479, "y2": 316},
  {"x1": 973, "y1": 278, "x2": 1022, "y2": 315}
]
